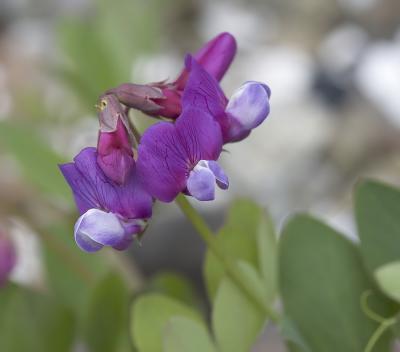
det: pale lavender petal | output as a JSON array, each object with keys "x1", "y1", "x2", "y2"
[
  {"x1": 74, "y1": 209, "x2": 127, "y2": 252},
  {"x1": 207, "y1": 160, "x2": 229, "y2": 190},
  {"x1": 225, "y1": 81, "x2": 270, "y2": 142},
  {"x1": 187, "y1": 165, "x2": 216, "y2": 201}
]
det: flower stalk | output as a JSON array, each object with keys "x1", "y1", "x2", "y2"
[{"x1": 175, "y1": 193, "x2": 280, "y2": 323}]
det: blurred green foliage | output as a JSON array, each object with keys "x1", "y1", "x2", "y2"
[{"x1": 58, "y1": 0, "x2": 164, "y2": 111}]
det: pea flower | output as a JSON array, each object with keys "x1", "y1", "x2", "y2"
[
  {"x1": 183, "y1": 55, "x2": 271, "y2": 143},
  {"x1": 136, "y1": 100, "x2": 228, "y2": 203},
  {"x1": 59, "y1": 147, "x2": 152, "y2": 252},
  {"x1": 0, "y1": 231, "x2": 16, "y2": 287},
  {"x1": 96, "y1": 94, "x2": 135, "y2": 185},
  {"x1": 108, "y1": 32, "x2": 237, "y2": 119}
]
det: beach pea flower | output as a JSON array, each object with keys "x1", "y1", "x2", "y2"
[
  {"x1": 183, "y1": 55, "x2": 271, "y2": 143},
  {"x1": 0, "y1": 231, "x2": 16, "y2": 287},
  {"x1": 96, "y1": 94, "x2": 135, "y2": 185},
  {"x1": 59, "y1": 147, "x2": 152, "y2": 252},
  {"x1": 136, "y1": 104, "x2": 228, "y2": 202},
  {"x1": 108, "y1": 32, "x2": 237, "y2": 119}
]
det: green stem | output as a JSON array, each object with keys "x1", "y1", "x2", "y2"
[
  {"x1": 175, "y1": 194, "x2": 280, "y2": 323},
  {"x1": 364, "y1": 318, "x2": 396, "y2": 352}
]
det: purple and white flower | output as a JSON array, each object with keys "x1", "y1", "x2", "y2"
[
  {"x1": 59, "y1": 147, "x2": 152, "y2": 252},
  {"x1": 108, "y1": 32, "x2": 237, "y2": 119},
  {"x1": 183, "y1": 55, "x2": 271, "y2": 143},
  {"x1": 136, "y1": 105, "x2": 228, "y2": 202}
]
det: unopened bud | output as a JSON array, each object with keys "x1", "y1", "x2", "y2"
[{"x1": 97, "y1": 94, "x2": 135, "y2": 185}]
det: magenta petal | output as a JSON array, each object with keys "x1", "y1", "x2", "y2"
[
  {"x1": 194, "y1": 32, "x2": 237, "y2": 82},
  {"x1": 187, "y1": 165, "x2": 216, "y2": 201},
  {"x1": 97, "y1": 118, "x2": 135, "y2": 185},
  {"x1": 175, "y1": 32, "x2": 237, "y2": 90}
]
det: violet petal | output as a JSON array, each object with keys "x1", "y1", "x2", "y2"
[
  {"x1": 137, "y1": 122, "x2": 188, "y2": 202},
  {"x1": 182, "y1": 55, "x2": 227, "y2": 119},
  {"x1": 175, "y1": 32, "x2": 237, "y2": 90},
  {"x1": 137, "y1": 106, "x2": 223, "y2": 202},
  {"x1": 61, "y1": 147, "x2": 153, "y2": 219},
  {"x1": 207, "y1": 160, "x2": 229, "y2": 190},
  {"x1": 59, "y1": 162, "x2": 99, "y2": 214}
]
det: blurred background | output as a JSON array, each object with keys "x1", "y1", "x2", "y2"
[{"x1": 0, "y1": 0, "x2": 400, "y2": 350}]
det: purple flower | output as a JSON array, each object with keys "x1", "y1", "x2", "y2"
[
  {"x1": 136, "y1": 105, "x2": 228, "y2": 202},
  {"x1": 108, "y1": 32, "x2": 237, "y2": 119},
  {"x1": 59, "y1": 147, "x2": 152, "y2": 252},
  {"x1": 183, "y1": 56, "x2": 271, "y2": 144},
  {"x1": 96, "y1": 94, "x2": 135, "y2": 185},
  {"x1": 0, "y1": 231, "x2": 16, "y2": 287}
]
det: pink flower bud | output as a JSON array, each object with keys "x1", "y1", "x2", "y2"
[
  {"x1": 0, "y1": 231, "x2": 16, "y2": 287},
  {"x1": 106, "y1": 83, "x2": 165, "y2": 115},
  {"x1": 97, "y1": 94, "x2": 135, "y2": 185},
  {"x1": 108, "y1": 33, "x2": 237, "y2": 120},
  {"x1": 175, "y1": 32, "x2": 237, "y2": 90}
]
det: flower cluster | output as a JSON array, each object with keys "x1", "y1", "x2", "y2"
[{"x1": 60, "y1": 32, "x2": 271, "y2": 252}]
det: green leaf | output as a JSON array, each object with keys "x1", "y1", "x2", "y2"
[
  {"x1": 355, "y1": 180, "x2": 400, "y2": 273},
  {"x1": 131, "y1": 293, "x2": 202, "y2": 352},
  {"x1": 149, "y1": 272, "x2": 198, "y2": 306},
  {"x1": 212, "y1": 271, "x2": 266, "y2": 352},
  {"x1": 83, "y1": 272, "x2": 130, "y2": 352},
  {"x1": 375, "y1": 261, "x2": 400, "y2": 303},
  {"x1": 279, "y1": 215, "x2": 393, "y2": 352},
  {"x1": 279, "y1": 317, "x2": 311, "y2": 352},
  {"x1": 0, "y1": 285, "x2": 75, "y2": 352},
  {"x1": 43, "y1": 222, "x2": 109, "y2": 312},
  {"x1": 204, "y1": 199, "x2": 271, "y2": 299},
  {"x1": 257, "y1": 213, "x2": 278, "y2": 303},
  {"x1": 0, "y1": 121, "x2": 71, "y2": 200},
  {"x1": 163, "y1": 317, "x2": 216, "y2": 352}
]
